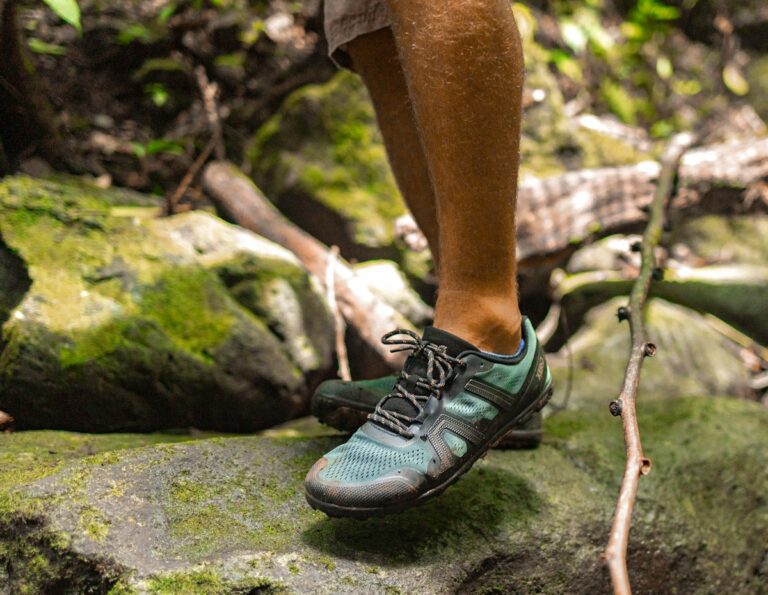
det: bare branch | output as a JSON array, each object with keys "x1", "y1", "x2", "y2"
[
  {"x1": 194, "y1": 66, "x2": 225, "y2": 161},
  {"x1": 166, "y1": 139, "x2": 215, "y2": 214},
  {"x1": 605, "y1": 133, "x2": 695, "y2": 595}
]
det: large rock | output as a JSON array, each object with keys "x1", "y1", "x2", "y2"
[
  {"x1": 0, "y1": 176, "x2": 333, "y2": 432},
  {"x1": 548, "y1": 297, "x2": 755, "y2": 410},
  {"x1": 557, "y1": 215, "x2": 768, "y2": 344},
  {"x1": 1, "y1": 396, "x2": 766, "y2": 593},
  {"x1": 248, "y1": 72, "x2": 407, "y2": 263},
  {"x1": 353, "y1": 260, "x2": 433, "y2": 327}
]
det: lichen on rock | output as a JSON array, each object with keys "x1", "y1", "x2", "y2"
[
  {"x1": 1, "y1": 396, "x2": 766, "y2": 593},
  {"x1": 0, "y1": 175, "x2": 334, "y2": 432}
]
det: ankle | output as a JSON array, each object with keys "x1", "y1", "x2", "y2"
[{"x1": 433, "y1": 290, "x2": 522, "y2": 354}]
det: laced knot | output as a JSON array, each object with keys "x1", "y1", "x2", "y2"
[{"x1": 369, "y1": 329, "x2": 466, "y2": 438}]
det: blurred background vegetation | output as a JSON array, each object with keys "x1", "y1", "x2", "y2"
[{"x1": 3, "y1": 0, "x2": 767, "y2": 189}]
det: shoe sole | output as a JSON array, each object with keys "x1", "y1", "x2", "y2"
[
  {"x1": 306, "y1": 383, "x2": 554, "y2": 519},
  {"x1": 314, "y1": 395, "x2": 543, "y2": 450}
]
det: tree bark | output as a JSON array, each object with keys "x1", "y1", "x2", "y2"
[{"x1": 396, "y1": 137, "x2": 768, "y2": 265}]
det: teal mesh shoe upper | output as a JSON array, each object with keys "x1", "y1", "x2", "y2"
[
  {"x1": 320, "y1": 430, "x2": 430, "y2": 483},
  {"x1": 444, "y1": 393, "x2": 499, "y2": 422}
]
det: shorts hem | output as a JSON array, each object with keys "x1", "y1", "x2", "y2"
[{"x1": 324, "y1": 2, "x2": 392, "y2": 70}]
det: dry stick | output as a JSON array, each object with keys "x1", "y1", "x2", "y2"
[
  {"x1": 326, "y1": 245, "x2": 352, "y2": 381},
  {"x1": 202, "y1": 160, "x2": 410, "y2": 369},
  {"x1": 604, "y1": 133, "x2": 695, "y2": 595},
  {"x1": 166, "y1": 139, "x2": 215, "y2": 214},
  {"x1": 194, "y1": 66, "x2": 225, "y2": 161}
]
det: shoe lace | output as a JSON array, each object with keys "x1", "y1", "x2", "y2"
[{"x1": 368, "y1": 329, "x2": 467, "y2": 438}]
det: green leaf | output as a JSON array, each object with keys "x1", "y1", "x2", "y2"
[
  {"x1": 723, "y1": 63, "x2": 749, "y2": 96},
  {"x1": 601, "y1": 80, "x2": 638, "y2": 124},
  {"x1": 145, "y1": 139, "x2": 185, "y2": 156},
  {"x1": 561, "y1": 20, "x2": 588, "y2": 54},
  {"x1": 656, "y1": 56, "x2": 673, "y2": 79},
  {"x1": 27, "y1": 37, "x2": 67, "y2": 55},
  {"x1": 144, "y1": 83, "x2": 169, "y2": 107},
  {"x1": 157, "y1": 3, "x2": 177, "y2": 25},
  {"x1": 41, "y1": 0, "x2": 81, "y2": 31},
  {"x1": 549, "y1": 49, "x2": 583, "y2": 82}
]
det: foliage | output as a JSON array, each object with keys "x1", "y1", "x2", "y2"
[
  {"x1": 41, "y1": 0, "x2": 80, "y2": 31},
  {"x1": 537, "y1": 0, "x2": 733, "y2": 135}
]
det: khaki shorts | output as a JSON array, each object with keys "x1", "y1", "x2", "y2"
[{"x1": 324, "y1": 0, "x2": 392, "y2": 70}]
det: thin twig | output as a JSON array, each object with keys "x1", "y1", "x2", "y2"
[
  {"x1": 604, "y1": 133, "x2": 694, "y2": 595},
  {"x1": 194, "y1": 66, "x2": 225, "y2": 160},
  {"x1": 702, "y1": 313, "x2": 768, "y2": 363},
  {"x1": 326, "y1": 246, "x2": 351, "y2": 381},
  {"x1": 166, "y1": 139, "x2": 215, "y2": 214}
]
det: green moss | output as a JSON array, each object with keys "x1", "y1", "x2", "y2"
[
  {"x1": 78, "y1": 505, "x2": 110, "y2": 543},
  {"x1": 163, "y1": 462, "x2": 319, "y2": 558},
  {"x1": 249, "y1": 72, "x2": 405, "y2": 248},
  {"x1": 108, "y1": 580, "x2": 139, "y2": 595},
  {"x1": 0, "y1": 430, "x2": 212, "y2": 516},
  {"x1": 671, "y1": 214, "x2": 768, "y2": 267},
  {"x1": 577, "y1": 128, "x2": 654, "y2": 168},
  {"x1": 147, "y1": 569, "x2": 285, "y2": 594},
  {"x1": 140, "y1": 268, "x2": 235, "y2": 360},
  {"x1": 55, "y1": 265, "x2": 237, "y2": 365}
]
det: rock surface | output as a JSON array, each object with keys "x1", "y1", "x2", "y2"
[
  {"x1": 0, "y1": 176, "x2": 334, "y2": 432},
  {"x1": 556, "y1": 216, "x2": 768, "y2": 344},
  {"x1": 1, "y1": 396, "x2": 766, "y2": 594},
  {"x1": 353, "y1": 260, "x2": 434, "y2": 327},
  {"x1": 548, "y1": 297, "x2": 755, "y2": 409},
  {"x1": 248, "y1": 72, "x2": 407, "y2": 263}
]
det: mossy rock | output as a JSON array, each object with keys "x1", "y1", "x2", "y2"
[
  {"x1": 670, "y1": 214, "x2": 768, "y2": 267},
  {"x1": 1, "y1": 396, "x2": 766, "y2": 593},
  {"x1": 558, "y1": 219, "x2": 768, "y2": 344},
  {"x1": 248, "y1": 72, "x2": 406, "y2": 262},
  {"x1": 513, "y1": 3, "x2": 654, "y2": 180},
  {"x1": 548, "y1": 297, "x2": 754, "y2": 412},
  {"x1": 0, "y1": 176, "x2": 334, "y2": 432}
]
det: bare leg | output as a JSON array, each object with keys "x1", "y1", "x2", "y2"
[
  {"x1": 345, "y1": 28, "x2": 441, "y2": 271},
  {"x1": 384, "y1": 0, "x2": 524, "y2": 353}
]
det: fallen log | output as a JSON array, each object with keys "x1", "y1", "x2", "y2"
[
  {"x1": 396, "y1": 137, "x2": 768, "y2": 263},
  {"x1": 202, "y1": 160, "x2": 410, "y2": 369}
]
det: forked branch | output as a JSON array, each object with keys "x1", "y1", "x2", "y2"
[{"x1": 604, "y1": 133, "x2": 695, "y2": 594}]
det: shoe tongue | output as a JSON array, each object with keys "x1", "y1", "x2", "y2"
[
  {"x1": 421, "y1": 327, "x2": 479, "y2": 358},
  {"x1": 376, "y1": 327, "x2": 479, "y2": 424}
]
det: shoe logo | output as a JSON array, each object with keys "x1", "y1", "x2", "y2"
[{"x1": 535, "y1": 358, "x2": 545, "y2": 381}]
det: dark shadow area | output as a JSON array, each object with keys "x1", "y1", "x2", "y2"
[
  {"x1": 301, "y1": 465, "x2": 541, "y2": 566},
  {"x1": 455, "y1": 524, "x2": 707, "y2": 595},
  {"x1": 0, "y1": 235, "x2": 31, "y2": 327}
]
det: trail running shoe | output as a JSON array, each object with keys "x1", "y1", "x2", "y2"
[
  {"x1": 311, "y1": 376, "x2": 543, "y2": 449},
  {"x1": 304, "y1": 317, "x2": 552, "y2": 518}
]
